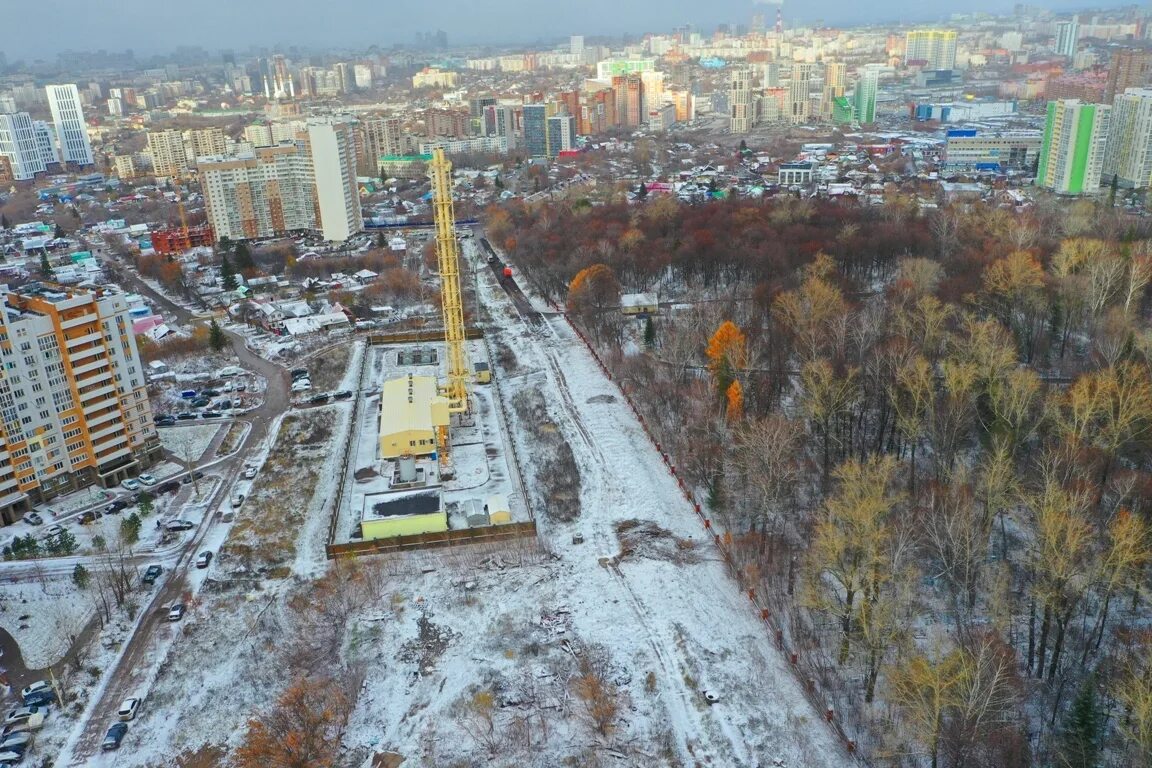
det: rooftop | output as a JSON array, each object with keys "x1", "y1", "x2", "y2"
[
  {"x1": 380, "y1": 373, "x2": 449, "y2": 437},
  {"x1": 363, "y1": 488, "x2": 442, "y2": 522}
]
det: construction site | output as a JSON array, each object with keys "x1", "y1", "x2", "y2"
[{"x1": 330, "y1": 149, "x2": 530, "y2": 551}]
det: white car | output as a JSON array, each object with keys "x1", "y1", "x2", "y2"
[
  {"x1": 43, "y1": 524, "x2": 65, "y2": 539},
  {"x1": 117, "y1": 697, "x2": 140, "y2": 722},
  {"x1": 290, "y1": 379, "x2": 312, "y2": 392},
  {"x1": 243, "y1": 466, "x2": 257, "y2": 480},
  {"x1": 120, "y1": 478, "x2": 140, "y2": 491},
  {"x1": 137, "y1": 473, "x2": 158, "y2": 486},
  {"x1": 231, "y1": 492, "x2": 245, "y2": 509}
]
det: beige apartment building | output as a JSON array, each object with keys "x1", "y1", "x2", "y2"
[{"x1": 0, "y1": 284, "x2": 160, "y2": 524}]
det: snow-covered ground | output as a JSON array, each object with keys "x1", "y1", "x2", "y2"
[
  {"x1": 0, "y1": 581, "x2": 93, "y2": 669},
  {"x1": 157, "y1": 423, "x2": 223, "y2": 463},
  {"x1": 23, "y1": 254, "x2": 848, "y2": 768}
]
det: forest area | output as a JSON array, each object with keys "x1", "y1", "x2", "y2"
[{"x1": 491, "y1": 194, "x2": 1152, "y2": 767}]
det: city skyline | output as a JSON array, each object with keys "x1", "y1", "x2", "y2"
[{"x1": 5, "y1": 0, "x2": 1098, "y2": 62}]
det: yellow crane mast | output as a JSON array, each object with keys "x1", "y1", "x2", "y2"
[{"x1": 429, "y1": 148, "x2": 471, "y2": 414}]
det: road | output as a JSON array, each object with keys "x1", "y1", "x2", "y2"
[{"x1": 58, "y1": 264, "x2": 292, "y2": 763}]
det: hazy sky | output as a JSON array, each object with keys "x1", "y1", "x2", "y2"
[{"x1": 6, "y1": 0, "x2": 1068, "y2": 60}]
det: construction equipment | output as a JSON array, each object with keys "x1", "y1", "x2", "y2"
[{"x1": 429, "y1": 147, "x2": 471, "y2": 414}]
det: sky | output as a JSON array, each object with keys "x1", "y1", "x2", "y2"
[{"x1": 4, "y1": 0, "x2": 1081, "y2": 61}]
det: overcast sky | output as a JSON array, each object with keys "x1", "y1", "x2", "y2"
[{"x1": 5, "y1": 0, "x2": 1076, "y2": 61}]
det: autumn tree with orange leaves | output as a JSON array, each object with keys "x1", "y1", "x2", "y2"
[
  {"x1": 706, "y1": 320, "x2": 747, "y2": 399},
  {"x1": 234, "y1": 676, "x2": 354, "y2": 768}
]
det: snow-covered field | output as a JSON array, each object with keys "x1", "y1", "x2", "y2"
[
  {"x1": 157, "y1": 423, "x2": 223, "y2": 463},
  {"x1": 24, "y1": 255, "x2": 847, "y2": 768},
  {"x1": 0, "y1": 581, "x2": 93, "y2": 669}
]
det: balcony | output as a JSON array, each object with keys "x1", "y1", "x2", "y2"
[
  {"x1": 60, "y1": 312, "x2": 98, "y2": 331},
  {"x1": 66, "y1": 334, "x2": 103, "y2": 351},
  {"x1": 86, "y1": 409, "x2": 119, "y2": 428},
  {"x1": 89, "y1": 423, "x2": 122, "y2": 442},
  {"x1": 93, "y1": 432, "x2": 128, "y2": 453},
  {"x1": 78, "y1": 383, "x2": 115, "y2": 401},
  {"x1": 72, "y1": 358, "x2": 109, "y2": 377},
  {"x1": 82, "y1": 397, "x2": 119, "y2": 416},
  {"x1": 76, "y1": 369, "x2": 112, "y2": 389},
  {"x1": 69, "y1": 344, "x2": 103, "y2": 362}
]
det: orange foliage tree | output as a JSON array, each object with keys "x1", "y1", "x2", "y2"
[
  {"x1": 233, "y1": 676, "x2": 353, "y2": 768},
  {"x1": 726, "y1": 380, "x2": 744, "y2": 422},
  {"x1": 706, "y1": 320, "x2": 747, "y2": 397}
]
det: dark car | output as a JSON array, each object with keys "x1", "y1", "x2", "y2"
[
  {"x1": 141, "y1": 564, "x2": 163, "y2": 585},
  {"x1": 79, "y1": 510, "x2": 100, "y2": 525},
  {"x1": 190, "y1": 398, "x2": 210, "y2": 408},
  {"x1": 199, "y1": 389, "x2": 220, "y2": 397},
  {"x1": 333, "y1": 390, "x2": 353, "y2": 400},
  {"x1": 102, "y1": 722, "x2": 128, "y2": 751},
  {"x1": 290, "y1": 368, "x2": 309, "y2": 379},
  {"x1": 154, "y1": 416, "x2": 176, "y2": 427},
  {"x1": 180, "y1": 471, "x2": 204, "y2": 485},
  {"x1": 105, "y1": 499, "x2": 129, "y2": 514},
  {"x1": 195, "y1": 551, "x2": 213, "y2": 568},
  {"x1": 176, "y1": 412, "x2": 197, "y2": 420},
  {"x1": 157, "y1": 481, "x2": 181, "y2": 495},
  {"x1": 164, "y1": 520, "x2": 194, "y2": 532},
  {"x1": 22, "y1": 690, "x2": 56, "y2": 707},
  {"x1": 200, "y1": 410, "x2": 221, "y2": 419},
  {"x1": 308, "y1": 393, "x2": 330, "y2": 404}
]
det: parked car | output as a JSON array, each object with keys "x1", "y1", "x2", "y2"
[
  {"x1": 3, "y1": 707, "x2": 47, "y2": 728},
  {"x1": 243, "y1": 466, "x2": 257, "y2": 480},
  {"x1": 290, "y1": 368, "x2": 309, "y2": 379},
  {"x1": 199, "y1": 389, "x2": 220, "y2": 397},
  {"x1": 79, "y1": 511, "x2": 96, "y2": 525},
  {"x1": 157, "y1": 481, "x2": 181, "y2": 495},
  {"x1": 164, "y1": 520, "x2": 194, "y2": 532},
  {"x1": 43, "y1": 525, "x2": 65, "y2": 539},
  {"x1": 195, "y1": 551, "x2": 213, "y2": 568},
  {"x1": 180, "y1": 471, "x2": 204, "y2": 485},
  {"x1": 141, "y1": 564, "x2": 163, "y2": 585},
  {"x1": 154, "y1": 415, "x2": 176, "y2": 427},
  {"x1": 19, "y1": 682, "x2": 51, "y2": 705},
  {"x1": 308, "y1": 393, "x2": 330, "y2": 404},
  {"x1": 21, "y1": 690, "x2": 55, "y2": 707},
  {"x1": 120, "y1": 478, "x2": 140, "y2": 491},
  {"x1": 0, "y1": 733, "x2": 31, "y2": 755},
  {"x1": 23, "y1": 512, "x2": 42, "y2": 526},
  {"x1": 333, "y1": 390, "x2": 353, "y2": 400},
  {"x1": 102, "y1": 722, "x2": 128, "y2": 751},
  {"x1": 231, "y1": 492, "x2": 245, "y2": 508},
  {"x1": 190, "y1": 398, "x2": 210, "y2": 408},
  {"x1": 137, "y1": 473, "x2": 158, "y2": 486},
  {"x1": 0, "y1": 749, "x2": 26, "y2": 765},
  {"x1": 167, "y1": 603, "x2": 186, "y2": 622},
  {"x1": 176, "y1": 412, "x2": 198, "y2": 420},
  {"x1": 200, "y1": 410, "x2": 221, "y2": 419},
  {"x1": 117, "y1": 698, "x2": 140, "y2": 722},
  {"x1": 290, "y1": 379, "x2": 312, "y2": 392},
  {"x1": 105, "y1": 499, "x2": 129, "y2": 514}
]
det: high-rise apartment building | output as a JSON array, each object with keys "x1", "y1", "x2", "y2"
[
  {"x1": 188, "y1": 127, "x2": 227, "y2": 160},
  {"x1": 904, "y1": 30, "x2": 958, "y2": 70},
  {"x1": 1102, "y1": 87, "x2": 1152, "y2": 188},
  {"x1": 546, "y1": 114, "x2": 576, "y2": 156},
  {"x1": 1055, "y1": 19, "x2": 1080, "y2": 58},
  {"x1": 821, "y1": 62, "x2": 847, "y2": 120},
  {"x1": 0, "y1": 113, "x2": 45, "y2": 180},
  {"x1": 0, "y1": 284, "x2": 160, "y2": 524},
  {"x1": 788, "y1": 63, "x2": 815, "y2": 124},
  {"x1": 199, "y1": 144, "x2": 316, "y2": 240},
  {"x1": 522, "y1": 104, "x2": 549, "y2": 158},
  {"x1": 1105, "y1": 48, "x2": 1152, "y2": 103},
  {"x1": 424, "y1": 108, "x2": 469, "y2": 138},
  {"x1": 307, "y1": 118, "x2": 363, "y2": 242},
  {"x1": 483, "y1": 105, "x2": 519, "y2": 147},
  {"x1": 147, "y1": 129, "x2": 190, "y2": 177},
  {"x1": 244, "y1": 124, "x2": 274, "y2": 148},
  {"x1": 45, "y1": 84, "x2": 94, "y2": 166},
  {"x1": 1037, "y1": 99, "x2": 1111, "y2": 195},
  {"x1": 729, "y1": 68, "x2": 754, "y2": 133},
  {"x1": 361, "y1": 116, "x2": 406, "y2": 165},
  {"x1": 854, "y1": 65, "x2": 881, "y2": 124},
  {"x1": 31, "y1": 122, "x2": 59, "y2": 168}
]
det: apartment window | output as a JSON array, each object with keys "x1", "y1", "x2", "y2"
[{"x1": 52, "y1": 462, "x2": 64, "y2": 472}]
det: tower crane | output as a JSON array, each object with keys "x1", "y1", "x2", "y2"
[{"x1": 429, "y1": 147, "x2": 471, "y2": 415}]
